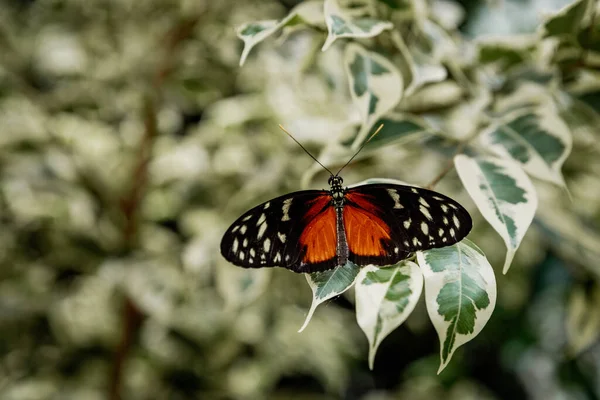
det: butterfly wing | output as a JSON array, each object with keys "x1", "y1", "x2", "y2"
[
  {"x1": 343, "y1": 184, "x2": 472, "y2": 266},
  {"x1": 220, "y1": 190, "x2": 338, "y2": 273}
]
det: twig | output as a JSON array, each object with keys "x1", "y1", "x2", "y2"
[
  {"x1": 108, "y1": 16, "x2": 200, "y2": 400},
  {"x1": 425, "y1": 134, "x2": 477, "y2": 190},
  {"x1": 108, "y1": 94, "x2": 157, "y2": 400}
]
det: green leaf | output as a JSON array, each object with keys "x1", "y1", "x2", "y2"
[
  {"x1": 345, "y1": 112, "x2": 432, "y2": 150},
  {"x1": 541, "y1": 0, "x2": 591, "y2": 38},
  {"x1": 236, "y1": 1, "x2": 325, "y2": 66},
  {"x1": 344, "y1": 43, "x2": 404, "y2": 150},
  {"x1": 454, "y1": 155, "x2": 538, "y2": 274},
  {"x1": 480, "y1": 105, "x2": 572, "y2": 186},
  {"x1": 298, "y1": 261, "x2": 360, "y2": 332},
  {"x1": 322, "y1": 0, "x2": 393, "y2": 51},
  {"x1": 476, "y1": 36, "x2": 536, "y2": 71},
  {"x1": 577, "y1": 24, "x2": 600, "y2": 52},
  {"x1": 355, "y1": 262, "x2": 423, "y2": 369},
  {"x1": 417, "y1": 239, "x2": 496, "y2": 373}
]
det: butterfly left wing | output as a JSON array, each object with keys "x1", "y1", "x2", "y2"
[
  {"x1": 343, "y1": 183, "x2": 472, "y2": 266},
  {"x1": 220, "y1": 190, "x2": 339, "y2": 273}
]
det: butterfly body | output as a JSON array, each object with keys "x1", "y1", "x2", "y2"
[{"x1": 220, "y1": 176, "x2": 472, "y2": 274}]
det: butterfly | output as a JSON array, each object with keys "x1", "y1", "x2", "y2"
[{"x1": 220, "y1": 125, "x2": 472, "y2": 274}]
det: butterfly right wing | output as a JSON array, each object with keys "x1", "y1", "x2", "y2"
[{"x1": 220, "y1": 190, "x2": 338, "y2": 273}]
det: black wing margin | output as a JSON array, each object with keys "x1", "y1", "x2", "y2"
[
  {"x1": 345, "y1": 183, "x2": 472, "y2": 256},
  {"x1": 220, "y1": 190, "x2": 332, "y2": 273}
]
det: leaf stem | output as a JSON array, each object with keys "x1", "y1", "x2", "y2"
[{"x1": 425, "y1": 132, "x2": 480, "y2": 190}]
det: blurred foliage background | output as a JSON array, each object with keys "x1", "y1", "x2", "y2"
[{"x1": 1, "y1": 0, "x2": 600, "y2": 399}]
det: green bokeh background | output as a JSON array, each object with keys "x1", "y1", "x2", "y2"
[{"x1": 1, "y1": 0, "x2": 599, "y2": 399}]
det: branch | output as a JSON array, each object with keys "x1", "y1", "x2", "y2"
[
  {"x1": 108, "y1": 15, "x2": 200, "y2": 400},
  {"x1": 425, "y1": 130, "x2": 481, "y2": 190}
]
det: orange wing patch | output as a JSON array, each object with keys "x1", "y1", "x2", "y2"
[
  {"x1": 343, "y1": 202, "x2": 391, "y2": 257},
  {"x1": 299, "y1": 203, "x2": 336, "y2": 264}
]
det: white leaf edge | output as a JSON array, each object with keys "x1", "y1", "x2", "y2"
[
  {"x1": 355, "y1": 262, "x2": 423, "y2": 369},
  {"x1": 417, "y1": 239, "x2": 497, "y2": 373},
  {"x1": 322, "y1": 0, "x2": 393, "y2": 51},
  {"x1": 237, "y1": 0, "x2": 325, "y2": 66},
  {"x1": 454, "y1": 154, "x2": 538, "y2": 274},
  {"x1": 480, "y1": 106, "x2": 573, "y2": 187},
  {"x1": 343, "y1": 43, "x2": 404, "y2": 150},
  {"x1": 298, "y1": 262, "x2": 360, "y2": 332}
]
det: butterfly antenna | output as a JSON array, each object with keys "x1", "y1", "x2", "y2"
[
  {"x1": 335, "y1": 124, "x2": 384, "y2": 176},
  {"x1": 278, "y1": 124, "x2": 335, "y2": 176}
]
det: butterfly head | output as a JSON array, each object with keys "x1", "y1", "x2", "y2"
[
  {"x1": 328, "y1": 175, "x2": 345, "y2": 203},
  {"x1": 328, "y1": 175, "x2": 343, "y2": 187}
]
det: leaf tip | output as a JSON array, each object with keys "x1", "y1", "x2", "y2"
[
  {"x1": 321, "y1": 35, "x2": 335, "y2": 51},
  {"x1": 298, "y1": 301, "x2": 318, "y2": 332},
  {"x1": 502, "y1": 250, "x2": 515, "y2": 274}
]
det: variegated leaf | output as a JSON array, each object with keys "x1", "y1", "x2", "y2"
[
  {"x1": 480, "y1": 106, "x2": 572, "y2": 186},
  {"x1": 355, "y1": 262, "x2": 423, "y2": 369},
  {"x1": 344, "y1": 44, "x2": 404, "y2": 150},
  {"x1": 417, "y1": 239, "x2": 496, "y2": 373},
  {"x1": 540, "y1": 0, "x2": 592, "y2": 38},
  {"x1": 299, "y1": 261, "x2": 360, "y2": 332},
  {"x1": 237, "y1": 1, "x2": 324, "y2": 66},
  {"x1": 455, "y1": 155, "x2": 538, "y2": 274},
  {"x1": 322, "y1": 0, "x2": 393, "y2": 51}
]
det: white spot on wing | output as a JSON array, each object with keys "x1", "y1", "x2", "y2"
[
  {"x1": 394, "y1": 247, "x2": 399, "y2": 254},
  {"x1": 249, "y1": 258, "x2": 253, "y2": 264},
  {"x1": 243, "y1": 238, "x2": 248, "y2": 247},
  {"x1": 433, "y1": 196, "x2": 444, "y2": 201},
  {"x1": 257, "y1": 223, "x2": 267, "y2": 239},
  {"x1": 403, "y1": 218, "x2": 411, "y2": 229},
  {"x1": 281, "y1": 198, "x2": 293, "y2": 221},
  {"x1": 263, "y1": 238, "x2": 271, "y2": 252},
  {"x1": 264, "y1": 202, "x2": 270, "y2": 210},
  {"x1": 239, "y1": 251, "x2": 245, "y2": 260},
  {"x1": 277, "y1": 232, "x2": 286, "y2": 243},
  {"x1": 285, "y1": 255, "x2": 290, "y2": 261},
  {"x1": 404, "y1": 241, "x2": 410, "y2": 247},
  {"x1": 450, "y1": 228, "x2": 456, "y2": 238},
  {"x1": 232, "y1": 225, "x2": 239, "y2": 233},
  {"x1": 412, "y1": 237, "x2": 421, "y2": 246},
  {"x1": 274, "y1": 252, "x2": 281, "y2": 263},
  {"x1": 438, "y1": 228, "x2": 444, "y2": 237},
  {"x1": 420, "y1": 205, "x2": 433, "y2": 220},
  {"x1": 256, "y1": 213, "x2": 266, "y2": 226},
  {"x1": 250, "y1": 248, "x2": 255, "y2": 257},
  {"x1": 240, "y1": 225, "x2": 247, "y2": 234},
  {"x1": 449, "y1": 203, "x2": 458, "y2": 210},
  {"x1": 443, "y1": 216, "x2": 449, "y2": 225},
  {"x1": 242, "y1": 215, "x2": 252, "y2": 221},
  {"x1": 232, "y1": 239, "x2": 238, "y2": 252},
  {"x1": 419, "y1": 197, "x2": 430, "y2": 207},
  {"x1": 442, "y1": 237, "x2": 447, "y2": 242},
  {"x1": 441, "y1": 204, "x2": 449, "y2": 213},
  {"x1": 411, "y1": 188, "x2": 418, "y2": 193},
  {"x1": 421, "y1": 222, "x2": 429, "y2": 235},
  {"x1": 453, "y1": 215, "x2": 460, "y2": 228},
  {"x1": 387, "y1": 189, "x2": 404, "y2": 209}
]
